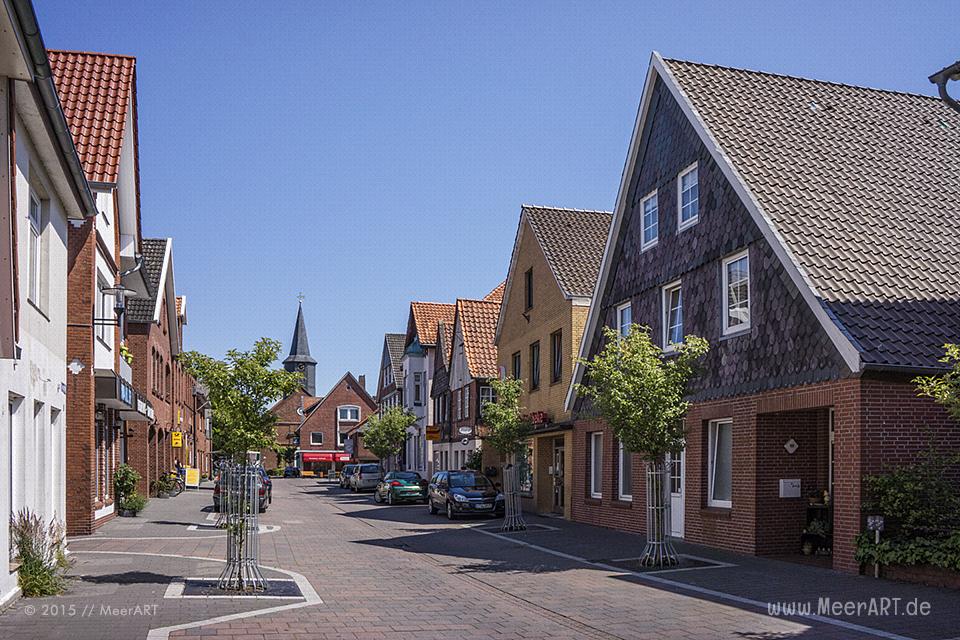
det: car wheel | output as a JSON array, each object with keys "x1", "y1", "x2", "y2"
[
  {"x1": 373, "y1": 490, "x2": 382, "y2": 503},
  {"x1": 446, "y1": 502, "x2": 456, "y2": 520},
  {"x1": 428, "y1": 499, "x2": 438, "y2": 515},
  {"x1": 387, "y1": 492, "x2": 395, "y2": 505}
]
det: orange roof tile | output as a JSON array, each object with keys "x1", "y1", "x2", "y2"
[
  {"x1": 48, "y1": 50, "x2": 136, "y2": 184},
  {"x1": 457, "y1": 298, "x2": 501, "y2": 379},
  {"x1": 408, "y1": 301, "x2": 455, "y2": 346},
  {"x1": 483, "y1": 280, "x2": 505, "y2": 302}
]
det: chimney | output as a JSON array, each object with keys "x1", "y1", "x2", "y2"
[{"x1": 358, "y1": 374, "x2": 366, "y2": 390}]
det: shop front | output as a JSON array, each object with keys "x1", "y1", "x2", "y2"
[{"x1": 299, "y1": 451, "x2": 352, "y2": 477}]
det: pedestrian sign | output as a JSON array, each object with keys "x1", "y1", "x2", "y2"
[{"x1": 171, "y1": 431, "x2": 183, "y2": 448}]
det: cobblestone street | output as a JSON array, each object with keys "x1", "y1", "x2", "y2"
[{"x1": 2, "y1": 479, "x2": 958, "y2": 639}]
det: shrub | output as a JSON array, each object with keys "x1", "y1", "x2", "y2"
[
  {"x1": 9, "y1": 509, "x2": 70, "y2": 597},
  {"x1": 152, "y1": 474, "x2": 175, "y2": 494},
  {"x1": 114, "y1": 464, "x2": 141, "y2": 504},
  {"x1": 120, "y1": 492, "x2": 147, "y2": 514}
]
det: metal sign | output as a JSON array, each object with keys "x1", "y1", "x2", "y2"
[
  {"x1": 460, "y1": 437, "x2": 470, "y2": 446},
  {"x1": 458, "y1": 426, "x2": 473, "y2": 435},
  {"x1": 867, "y1": 515, "x2": 884, "y2": 532},
  {"x1": 171, "y1": 431, "x2": 183, "y2": 448}
]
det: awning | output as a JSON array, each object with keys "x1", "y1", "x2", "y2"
[
  {"x1": 302, "y1": 452, "x2": 334, "y2": 462},
  {"x1": 95, "y1": 369, "x2": 153, "y2": 421}
]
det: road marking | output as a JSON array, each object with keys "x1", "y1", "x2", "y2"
[
  {"x1": 468, "y1": 527, "x2": 915, "y2": 640},
  {"x1": 72, "y1": 550, "x2": 322, "y2": 640}
]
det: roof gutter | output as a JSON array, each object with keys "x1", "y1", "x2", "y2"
[
  {"x1": 861, "y1": 362, "x2": 949, "y2": 376},
  {"x1": 7, "y1": 0, "x2": 97, "y2": 218}
]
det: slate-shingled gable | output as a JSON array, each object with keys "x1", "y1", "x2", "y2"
[
  {"x1": 663, "y1": 58, "x2": 960, "y2": 370},
  {"x1": 126, "y1": 238, "x2": 167, "y2": 323}
]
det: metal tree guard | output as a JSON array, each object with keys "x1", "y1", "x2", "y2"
[
  {"x1": 640, "y1": 458, "x2": 679, "y2": 567},
  {"x1": 217, "y1": 461, "x2": 268, "y2": 591},
  {"x1": 501, "y1": 456, "x2": 527, "y2": 532}
]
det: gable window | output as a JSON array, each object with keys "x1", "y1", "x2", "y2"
[
  {"x1": 616, "y1": 302, "x2": 632, "y2": 338},
  {"x1": 550, "y1": 330, "x2": 562, "y2": 383},
  {"x1": 677, "y1": 163, "x2": 699, "y2": 230},
  {"x1": 310, "y1": 432, "x2": 323, "y2": 446},
  {"x1": 413, "y1": 372, "x2": 423, "y2": 405},
  {"x1": 641, "y1": 190, "x2": 658, "y2": 249},
  {"x1": 662, "y1": 281, "x2": 683, "y2": 350},
  {"x1": 708, "y1": 419, "x2": 733, "y2": 508},
  {"x1": 384, "y1": 364, "x2": 393, "y2": 386},
  {"x1": 27, "y1": 192, "x2": 42, "y2": 303},
  {"x1": 524, "y1": 268, "x2": 533, "y2": 310},
  {"x1": 589, "y1": 432, "x2": 602, "y2": 498},
  {"x1": 529, "y1": 341, "x2": 540, "y2": 390},
  {"x1": 511, "y1": 351, "x2": 521, "y2": 381},
  {"x1": 479, "y1": 385, "x2": 495, "y2": 412},
  {"x1": 722, "y1": 250, "x2": 750, "y2": 334},
  {"x1": 457, "y1": 388, "x2": 463, "y2": 420},
  {"x1": 463, "y1": 386, "x2": 470, "y2": 419},
  {"x1": 618, "y1": 440, "x2": 632, "y2": 501},
  {"x1": 338, "y1": 406, "x2": 360, "y2": 421}
]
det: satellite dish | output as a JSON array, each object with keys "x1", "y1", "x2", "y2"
[{"x1": 296, "y1": 407, "x2": 305, "y2": 417}]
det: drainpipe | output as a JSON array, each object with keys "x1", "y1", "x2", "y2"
[
  {"x1": 8, "y1": 0, "x2": 97, "y2": 217},
  {"x1": 930, "y1": 60, "x2": 960, "y2": 115}
]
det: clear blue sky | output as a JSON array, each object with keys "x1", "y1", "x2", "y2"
[{"x1": 36, "y1": 1, "x2": 955, "y2": 395}]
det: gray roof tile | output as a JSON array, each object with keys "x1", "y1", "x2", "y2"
[
  {"x1": 127, "y1": 238, "x2": 167, "y2": 324},
  {"x1": 523, "y1": 205, "x2": 612, "y2": 299}
]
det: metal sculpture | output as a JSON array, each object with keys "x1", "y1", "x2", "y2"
[{"x1": 217, "y1": 461, "x2": 268, "y2": 591}]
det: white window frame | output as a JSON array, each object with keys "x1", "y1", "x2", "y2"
[
  {"x1": 722, "y1": 250, "x2": 751, "y2": 335},
  {"x1": 677, "y1": 163, "x2": 699, "y2": 231},
  {"x1": 413, "y1": 372, "x2": 423, "y2": 405},
  {"x1": 27, "y1": 192, "x2": 41, "y2": 303},
  {"x1": 661, "y1": 280, "x2": 683, "y2": 352},
  {"x1": 640, "y1": 190, "x2": 659, "y2": 250},
  {"x1": 589, "y1": 432, "x2": 602, "y2": 498},
  {"x1": 707, "y1": 419, "x2": 733, "y2": 508},
  {"x1": 479, "y1": 385, "x2": 494, "y2": 411},
  {"x1": 96, "y1": 276, "x2": 112, "y2": 345},
  {"x1": 338, "y1": 405, "x2": 360, "y2": 422},
  {"x1": 616, "y1": 301, "x2": 632, "y2": 338},
  {"x1": 457, "y1": 388, "x2": 463, "y2": 420},
  {"x1": 463, "y1": 386, "x2": 470, "y2": 419},
  {"x1": 310, "y1": 431, "x2": 324, "y2": 446},
  {"x1": 618, "y1": 440, "x2": 632, "y2": 501}
]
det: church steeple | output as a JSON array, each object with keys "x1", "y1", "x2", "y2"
[{"x1": 283, "y1": 298, "x2": 317, "y2": 396}]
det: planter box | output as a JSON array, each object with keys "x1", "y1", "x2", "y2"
[{"x1": 883, "y1": 564, "x2": 960, "y2": 590}]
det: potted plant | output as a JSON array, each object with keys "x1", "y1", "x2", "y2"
[
  {"x1": 802, "y1": 518, "x2": 831, "y2": 554},
  {"x1": 119, "y1": 342, "x2": 134, "y2": 365},
  {"x1": 119, "y1": 492, "x2": 147, "y2": 516},
  {"x1": 114, "y1": 464, "x2": 141, "y2": 515},
  {"x1": 152, "y1": 475, "x2": 174, "y2": 498},
  {"x1": 808, "y1": 489, "x2": 822, "y2": 506}
]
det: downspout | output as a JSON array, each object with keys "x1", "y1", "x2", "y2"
[{"x1": 8, "y1": 0, "x2": 97, "y2": 217}]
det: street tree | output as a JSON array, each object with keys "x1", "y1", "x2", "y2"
[
  {"x1": 482, "y1": 377, "x2": 533, "y2": 531},
  {"x1": 578, "y1": 324, "x2": 708, "y2": 567},
  {"x1": 179, "y1": 338, "x2": 303, "y2": 459},
  {"x1": 363, "y1": 407, "x2": 415, "y2": 468},
  {"x1": 916, "y1": 343, "x2": 960, "y2": 421}
]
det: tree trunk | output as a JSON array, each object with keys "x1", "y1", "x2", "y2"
[
  {"x1": 501, "y1": 453, "x2": 527, "y2": 532},
  {"x1": 640, "y1": 458, "x2": 679, "y2": 567}
]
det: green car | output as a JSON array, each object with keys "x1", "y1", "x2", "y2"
[{"x1": 374, "y1": 471, "x2": 428, "y2": 505}]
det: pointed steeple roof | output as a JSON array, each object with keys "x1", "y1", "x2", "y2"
[{"x1": 283, "y1": 302, "x2": 317, "y2": 366}]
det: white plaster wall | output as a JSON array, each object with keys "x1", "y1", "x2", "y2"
[{"x1": 93, "y1": 250, "x2": 115, "y2": 371}]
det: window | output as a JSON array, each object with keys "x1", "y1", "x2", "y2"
[
  {"x1": 524, "y1": 268, "x2": 533, "y2": 310},
  {"x1": 511, "y1": 351, "x2": 521, "y2": 381},
  {"x1": 310, "y1": 432, "x2": 323, "y2": 446},
  {"x1": 662, "y1": 281, "x2": 683, "y2": 350},
  {"x1": 678, "y1": 163, "x2": 699, "y2": 229},
  {"x1": 479, "y1": 385, "x2": 495, "y2": 411},
  {"x1": 618, "y1": 441, "x2": 632, "y2": 501},
  {"x1": 463, "y1": 386, "x2": 470, "y2": 419},
  {"x1": 708, "y1": 419, "x2": 733, "y2": 508},
  {"x1": 616, "y1": 302, "x2": 632, "y2": 338},
  {"x1": 413, "y1": 372, "x2": 423, "y2": 405},
  {"x1": 550, "y1": 330, "x2": 562, "y2": 383},
  {"x1": 723, "y1": 251, "x2": 750, "y2": 334},
  {"x1": 589, "y1": 432, "x2": 602, "y2": 498},
  {"x1": 457, "y1": 388, "x2": 463, "y2": 420},
  {"x1": 338, "y1": 406, "x2": 360, "y2": 421},
  {"x1": 529, "y1": 342, "x2": 540, "y2": 390},
  {"x1": 27, "y1": 193, "x2": 41, "y2": 302},
  {"x1": 518, "y1": 443, "x2": 533, "y2": 493},
  {"x1": 97, "y1": 277, "x2": 111, "y2": 344},
  {"x1": 384, "y1": 364, "x2": 393, "y2": 386},
  {"x1": 641, "y1": 190, "x2": 658, "y2": 249}
]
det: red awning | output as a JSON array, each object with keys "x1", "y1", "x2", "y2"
[{"x1": 302, "y1": 452, "x2": 334, "y2": 462}]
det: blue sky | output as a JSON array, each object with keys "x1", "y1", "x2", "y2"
[{"x1": 36, "y1": 1, "x2": 955, "y2": 395}]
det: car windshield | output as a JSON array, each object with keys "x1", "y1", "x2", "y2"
[
  {"x1": 342, "y1": 466, "x2": 355, "y2": 474},
  {"x1": 388, "y1": 472, "x2": 421, "y2": 481},
  {"x1": 360, "y1": 464, "x2": 380, "y2": 473},
  {"x1": 449, "y1": 472, "x2": 491, "y2": 489}
]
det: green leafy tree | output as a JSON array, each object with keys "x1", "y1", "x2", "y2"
[
  {"x1": 179, "y1": 338, "x2": 303, "y2": 457},
  {"x1": 578, "y1": 324, "x2": 708, "y2": 566},
  {"x1": 482, "y1": 377, "x2": 533, "y2": 531},
  {"x1": 916, "y1": 343, "x2": 960, "y2": 421},
  {"x1": 363, "y1": 407, "x2": 415, "y2": 464}
]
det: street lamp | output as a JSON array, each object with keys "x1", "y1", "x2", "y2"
[{"x1": 930, "y1": 60, "x2": 960, "y2": 114}]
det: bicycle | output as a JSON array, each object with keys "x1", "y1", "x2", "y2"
[{"x1": 167, "y1": 470, "x2": 186, "y2": 497}]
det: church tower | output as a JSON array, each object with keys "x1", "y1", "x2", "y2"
[{"x1": 283, "y1": 300, "x2": 317, "y2": 396}]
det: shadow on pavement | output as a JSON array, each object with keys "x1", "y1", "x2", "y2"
[{"x1": 79, "y1": 571, "x2": 173, "y2": 585}]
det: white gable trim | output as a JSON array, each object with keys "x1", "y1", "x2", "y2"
[
  {"x1": 565, "y1": 52, "x2": 861, "y2": 412},
  {"x1": 152, "y1": 238, "x2": 180, "y2": 355}
]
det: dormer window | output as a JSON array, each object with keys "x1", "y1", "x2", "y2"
[{"x1": 677, "y1": 163, "x2": 699, "y2": 231}]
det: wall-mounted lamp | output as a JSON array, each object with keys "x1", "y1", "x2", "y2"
[
  {"x1": 930, "y1": 60, "x2": 960, "y2": 114},
  {"x1": 94, "y1": 286, "x2": 137, "y2": 327}
]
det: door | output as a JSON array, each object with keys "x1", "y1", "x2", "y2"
[
  {"x1": 552, "y1": 438, "x2": 565, "y2": 513},
  {"x1": 668, "y1": 449, "x2": 685, "y2": 537}
]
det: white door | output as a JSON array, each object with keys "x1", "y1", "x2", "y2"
[{"x1": 668, "y1": 449, "x2": 685, "y2": 538}]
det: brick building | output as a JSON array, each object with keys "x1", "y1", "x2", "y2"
[
  {"x1": 566, "y1": 53, "x2": 960, "y2": 572},
  {"x1": 50, "y1": 51, "x2": 155, "y2": 535},
  {"x1": 494, "y1": 205, "x2": 610, "y2": 519}
]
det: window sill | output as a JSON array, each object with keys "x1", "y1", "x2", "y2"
[
  {"x1": 701, "y1": 506, "x2": 732, "y2": 519},
  {"x1": 586, "y1": 496, "x2": 602, "y2": 505},
  {"x1": 720, "y1": 326, "x2": 751, "y2": 341},
  {"x1": 641, "y1": 240, "x2": 658, "y2": 252},
  {"x1": 26, "y1": 299, "x2": 49, "y2": 322},
  {"x1": 677, "y1": 218, "x2": 699, "y2": 233},
  {"x1": 612, "y1": 498, "x2": 633, "y2": 509}
]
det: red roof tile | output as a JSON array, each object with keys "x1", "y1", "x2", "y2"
[
  {"x1": 408, "y1": 302, "x2": 455, "y2": 347},
  {"x1": 457, "y1": 299, "x2": 501, "y2": 379},
  {"x1": 48, "y1": 50, "x2": 136, "y2": 184},
  {"x1": 483, "y1": 280, "x2": 505, "y2": 302}
]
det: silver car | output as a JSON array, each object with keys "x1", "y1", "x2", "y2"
[{"x1": 349, "y1": 463, "x2": 382, "y2": 492}]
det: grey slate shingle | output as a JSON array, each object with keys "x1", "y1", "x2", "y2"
[
  {"x1": 384, "y1": 333, "x2": 405, "y2": 374},
  {"x1": 523, "y1": 205, "x2": 612, "y2": 299},
  {"x1": 126, "y1": 238, "x2": 167, "y2": 324}
]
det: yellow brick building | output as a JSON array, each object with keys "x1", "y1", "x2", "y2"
[{"x1": 494, "y1": 205, "x2": 611, "y2": 518}]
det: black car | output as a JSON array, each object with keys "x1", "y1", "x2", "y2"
[
  {"x1": 427, "y1": 470, "x2": 504, "y2": 520},
  {"x1": 283, "y1": 466, "x2": 301, "y2": 478}
]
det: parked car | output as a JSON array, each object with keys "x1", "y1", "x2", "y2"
[
  {"x1": 350, "y1": 463, "x2": 383, "y2": 492},
  {"x1": 213, "y1": 469, "x2": 271, "y2": 513},
  {"x1": 339, "y1": 464, "x2": 357, "y2": 489},
  {"x1": 374, "y1": 471, "x2": 427, "y2": 505},
  {"x1": 283, "y1": 466, "x2": 301, "y2": 478},
  {"x1": 427, "y1": 470, "x2": 504, "y2": 520}
]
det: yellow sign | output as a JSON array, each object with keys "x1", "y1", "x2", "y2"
[
  {"x1": 425, "y1": 426, "x2": 441, "y2": 442},
  {"x1": 185, "y1": 467, "x2": 200, "y2": 488},
  {"x1": 171, "y1": 431, "x2": 183, "y2": 448}
]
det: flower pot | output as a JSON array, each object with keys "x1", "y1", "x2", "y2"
[
  {"x1": 156, "y1": 491, "x2": 169, "y2": 499},
  {"x1": 119, "y1": 509, "x2": 137, "y2": 517}
]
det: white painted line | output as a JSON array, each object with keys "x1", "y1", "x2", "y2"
[
  {"x1": 205, "y1": 512, "x2": 219, "y2": 522},
  {"x1": 71, "y1": 550, "x2": 322, "y2": 640},
  {"x1": 163, "y1": 581, "x2": 185, "y2": 598},
  {"x1": 468, "y1": 527, "x2": 915, "y2": 640}
]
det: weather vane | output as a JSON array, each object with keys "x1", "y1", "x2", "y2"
[{"x1": 297, "y1": 291, "x2": 305, "y2": 304}]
